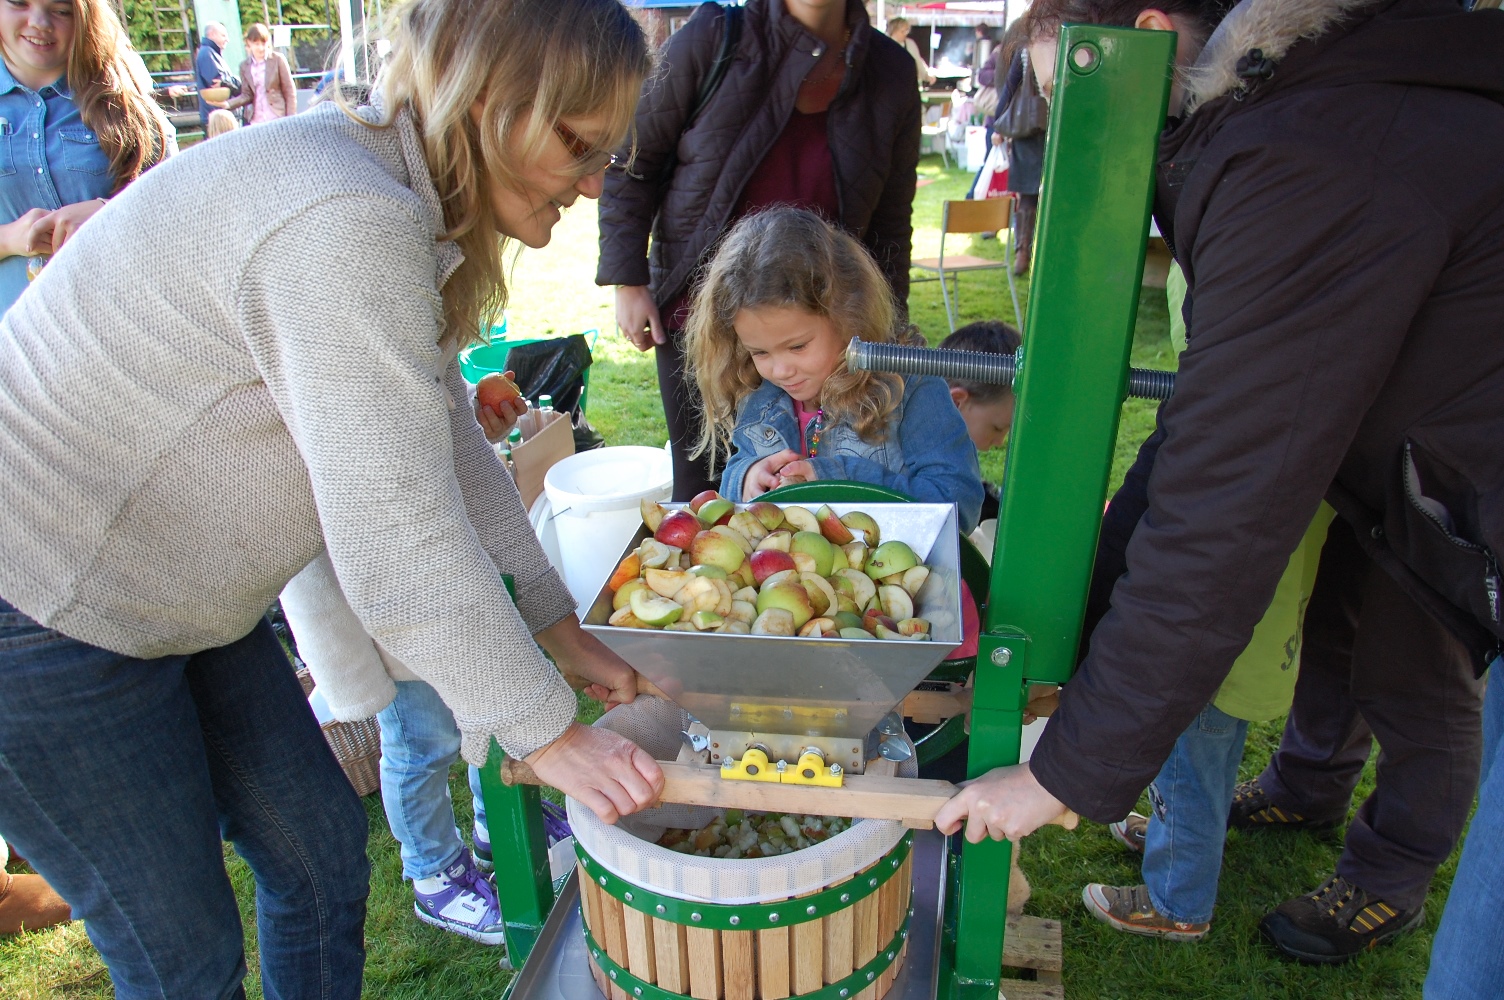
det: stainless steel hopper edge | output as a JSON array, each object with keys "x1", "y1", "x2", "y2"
[{"x1": 580, "y1": 502, "x2": 963, "y2": 749}]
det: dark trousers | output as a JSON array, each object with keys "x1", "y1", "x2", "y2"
[
  {"x1": 655, "y1": 327, "x2": 720, "y2": 501},
  {"x1": 1258, "y1": 517, "x2": 1483, "y2": 911}
]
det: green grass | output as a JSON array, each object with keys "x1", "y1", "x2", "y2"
[{"x1": 0, "y1": 157, "x2": 1449, "y2": 999}]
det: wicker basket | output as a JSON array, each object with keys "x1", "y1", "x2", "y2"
[{"x1": 297, "y1": 665, "x2": 382, "y2": 797}]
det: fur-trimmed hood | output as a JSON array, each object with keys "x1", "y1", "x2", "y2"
[{"x1": 1182, "y1": 0, "x2": 1504, "y2": 115}]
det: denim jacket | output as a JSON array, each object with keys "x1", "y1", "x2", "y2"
[{"x1": 720, "y1": 374, "x2": 984, "y2": 533}]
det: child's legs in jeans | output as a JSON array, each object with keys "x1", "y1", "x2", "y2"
[
  {"x1": 1141, "y1": 703, "x2": 1250, "y2": 925},
  {"x1": 378, "y1": 680, "x2": 485, "y2": 879}
]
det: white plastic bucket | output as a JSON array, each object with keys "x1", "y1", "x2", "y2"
[{"x1": 543, "y1": 446, "x2": 672, "y2": 615}]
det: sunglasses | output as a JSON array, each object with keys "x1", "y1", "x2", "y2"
[{"x1": 552, "y1": 120, "x2": 618, "y2": 175}]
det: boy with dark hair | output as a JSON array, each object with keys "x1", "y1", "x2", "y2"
[{"x1": 940, "y1": 320, "x2": 1021, "y2": 522}]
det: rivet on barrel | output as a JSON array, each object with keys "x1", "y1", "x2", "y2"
[
  {"x1": 599, "y1": 876, "x2": 607, "y2": 886},
  {"x1": 624, "y1": 892, "x2": 634, "y2": 902},
  {"x1": 609, "y1": 971, "x2": 618, "y2": 981},
  {"x1": 840, "y1": 893, "x2": 850, "y2": 903},
  {"x1": 656, "y1": 904, "x2": 666, "y2": 915},
  {"x1": 806, "y1": 904, "x2": 817, "y2": 915},
  {"x1": 840, "y1": 991, "x2": 849, "y2": 998},
  {"x1": 891, "y1": 858, "x2": 900, "y2": 868},
  {"x1": 634, "y1": 990, "x2": 642, "y2": 997},
  {"x1": 869, "y1": 878, "x2": 878, "y2": 888},
  {"x1": 691, "y1": 912, "x2": 702, "y2": 922},
  {"x1": 729, "y1": 915, "x2": 740, "y2": 926},
  {"x1": 769, "y1": 912, "x2": 780, "y2": 923},
  {"x1": 867, "y1": 971, "x2": 877, "y2": 982}
]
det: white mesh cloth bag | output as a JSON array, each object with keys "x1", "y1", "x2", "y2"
[{"x1": 567, "y1": 696, "x2": 909, "y2": 906}]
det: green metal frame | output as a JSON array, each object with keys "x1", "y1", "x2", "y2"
[
  {"x1": 486, "y1": 25, "x2": 1173, "y2": 994},
  {"x1": 941, "y1": 25, "x2": 1173, "y2": 1000}
]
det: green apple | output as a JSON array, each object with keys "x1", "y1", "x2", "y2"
[
  {"x1": 839, "y1": 511, "x2": 880, "y2": 546},
  {"x1": 878, "y1": 584, "x2": 914, "y2": 622},
  {"x1": 709, "y1": 524, "x2": 754, "y2": 555},
  {"x1": 677, "y1": 577, "x2": 721, "y2": 614},
  {"x1": 901, "y1": 565, "x2": 930, "y2": 597},
  {"x1": 800, "y1": 573, "x2": 837, "y2": 618},
  {"x1": 755, "y1": 581, "x2": 813, "y2": 630},
  {"x1": 727, "y1": 511, "x2": 770, "y2": 543},
  {"x1": 755, "y1": 530, "x2": 793, "y2": 553},
  {"x1": 696, "y1": 497, "x2": 735, "y2": 526},
  {"x1": 790, "y1": 531, "x2": 835, "y2": 576},
  {"x1": 865, "y1": 540, "x2": 919, "y2": 580},
  {"x1": 747, "y1": 501, "x2": 786, "y2": 532},
  {"x1": 644, "y1": 568, "x2": 691, "y2": 599},
  {"x1": 816, "y1": 505, "x2": 855, "y2": 544},
  {"x1": 840, "y1": 541, "x2": 867, "y2": 574},
  {"x1": 829, "y1": 544, "x2": 849, "y2": 573},
  {"x1": 781, "y1": 505, "x2": 820, "y2": 534},
  {"x1": 832, "y1": 610, "x2": 865, "y2": 631},
  {"x1": 636, "y1": 538, "x2": 678, "y2": 568},
  {"x1": 690, "y1": 530, "x2": 747, "y2": 575},
  {"x1": 758, "y1": 568, "x2": 797, "y2": 592},
  {"x1": 608, "y1": 606, "x2": 652, "y2": 629},
  {"x1": 833, "y1": 568, "x2": 876, "y2": 610},
  {"x1": 690, "y1": 610, "x2": 725, "y2": 630},
  {"x1": 838, "y1": 627, "x2": 871, "y2": 640},
  {"x1": 612, "y1": 577, "x2": 647, "y2": 612},
  {"x1": 750, "y1": 608, "x2": 796, "y2": 636},
  {"x1": 686, "y1": 563, "x2": 728, "y2": 579}
]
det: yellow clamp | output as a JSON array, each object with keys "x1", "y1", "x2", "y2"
[
  {"x1": 720, "y1": 747, "x2": 783, "y2": 783},
  {"x1": 781, "y1": 749, "x2": 844, "y2": 788}
]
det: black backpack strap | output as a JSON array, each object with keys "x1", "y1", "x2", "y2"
[{"x1": 652, "y1": 3, "x2": 742, "y2": 187}]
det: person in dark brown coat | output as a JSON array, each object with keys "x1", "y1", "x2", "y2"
[
  {"x1": 933, "y1": 0, "x2": 1504, "y2": 966},
  {"x1": 597, "y1": 0, "x2": 921, "y2": 499}
]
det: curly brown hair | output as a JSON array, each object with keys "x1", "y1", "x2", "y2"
[{"x1": 684, "y1": 207, "x2": 908, "y2": 474}]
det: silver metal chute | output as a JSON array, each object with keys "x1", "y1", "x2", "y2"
[{"x1": 580, "y1": 502, "x2": 964, "y2": 768}]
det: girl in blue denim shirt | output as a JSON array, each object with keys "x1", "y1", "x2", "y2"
[
  {"x1": 686, "y1": 207, "x2": 984, "y2": 532},
  {"x1": 0, "y1": 0, "x2": 172, "y2": 314}
]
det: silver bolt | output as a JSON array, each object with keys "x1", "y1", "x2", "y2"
[
  {"x1": 887, "y1": 952, "x2": 895, "y2": 960},
  {"x1": 598, "y1": 876, "x2": 607, "y2": 886},
  {"x1": 635, "y1": 989, "x2": 643, "y2": 997},
  {"x1": 830, "y1": 763, "x2": 843, "y2": 775},
  {"x1": 870, "y1": 878, "x2": 879, "y2": 888},
  {"x1": 840, "y1": 893, "x2": 851, "y2": 903},
  {"x1": 729, "y1": 915, "x2": 740, "y2": 926},
  {"x1": 840, "y1": 991, "x2": 850, "y2": 998},
  {"x1": 691, "y1": 912, "x2": 702, "y2": 923},
  {"x1": 769, "y1": 912, "x2": 780, "y2": 923},
  {"x1": 609, "y1": 971, "x2": 618, "y2": 981},
  {"x1": 892, "y1": 858, "x2": 900, "y2": 868},
  {"x1": 807, "y1": 904, "x2": 817, "y2": 916},
  {"x1": 991, "y1": 648, "x2": 1012, "y2": 667},
  {"x1": 624, "y1": 892, "x2": 633, "y2": 902},
  {"x1": 867, "y1": 971, "x2": 876, "y2": 982},
  {"x1": 656, "y1": 904, "x2": 666, "y2": 915}
]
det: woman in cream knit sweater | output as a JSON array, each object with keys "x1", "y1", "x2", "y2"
[{"x1": 0, "y1": 0, "x2": 658, "y2": 993}]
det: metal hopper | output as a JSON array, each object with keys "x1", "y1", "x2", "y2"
[{"x1": 581, "y1": 502, "x2": 963, "y2": 771}]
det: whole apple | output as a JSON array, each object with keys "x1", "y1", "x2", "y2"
[{"x1": 655, "y1": 510, "x2": 703, "y2": 550}]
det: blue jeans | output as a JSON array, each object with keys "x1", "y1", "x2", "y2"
[
  {"x1": 376, "y1": 680, "x2": 487, "y2": 880},
  {"x1": 1425, "y1": 655, "x2": 1504, "y2": 999},
  {"x1": 0, "y1": 599, "x2": 369, "y2": 999},
  {"x1": 1141, "y1": 703, "x2": 1251, "y2": 925}
]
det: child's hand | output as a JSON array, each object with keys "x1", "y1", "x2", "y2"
[
  {"x1": 775, "y1": 459, "x2": 816, "y2": 488},
  {"x1": 743, "y1": 448, "x2": 801, "y2": 499}
]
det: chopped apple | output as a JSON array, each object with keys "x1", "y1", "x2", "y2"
[
  {"x1": 838, "y1": 627, "x2": 871, "y2": 640},
  {"x1": 750, "y1": 608, "x2": 796, "y2": 636},
  {"x1": 688, "y1": 490, "x2": 721, "y2": 513},
  {"x1": 748, "y1": 501, "x2": 787, "y2": 532},
  {"x1": 686, "y1": 563, "x2": 728, "y2": 579},
  {"x1": 607, "y1": 552, "x2": 641, "y2": 592},
  {"x1": 897, "y1": 617, "x2": 931, "y2": 637},
  {"x1": 690, "y1": 530, "x2": 748, "y2": 575},
  {"x1": 717, "y1": 620, "x2": 751, "y2": 635},
  {"x1": 690, "y1": 610, "x2": 725, "y2": 630},
  {"x1": 640, "y1": 498, "x2": 668, "y2": 532},
  {"x1": 816, "y1": 505, "x2": 855, "y2": 545},
  {"x1": 798, "y1": 616, "x2": 835, "y2": 637},
  {"x1": 865, "y1": 540, "x2": 919, "y2": 581},
  {"x1": 709, "y1": 523, "x2": 754, "y2": 555},
  {"x1": 755, "y1": 581, "x2": 813, "y2": 630},
  {"x1": 840, "y1": 541, "x2": 868, "y2": 574},
  {"x1": 873, "y1": 620, "x2": 904, "y2": 640},
  {"x1": 831, "y1": 610, "x2": 865, "y2": 631},
  {"x1": 800, "y1": 573, "x2": 837, "y2": 618},
  {"x1": 612, "y1": 578, "x2": 647, "y2": 612},
  {"x1": 727, "y1": 511, "x2": 769, "y2": 543},
  {"x1": 644, "y1": 568, "x2": 691, "y2": 600},
  {"x1": 696, "y1": 497, "x2": 735, "y2": 526},
  {"x1": 790, "y1": 531, "x2": 835, "y2": 576},
  {"x1": 791, "y1": 551, "x2": 818, "y2": 574},
  {"x1": 835, "y1": 595, "x2": 861, "y2": 616},
  {"x1": 861, "y1": 608, "x2": 898, "y2": 636},
  {"x1": 727, "y1": 600, "x2": 757, "y2": 624},
  {"x1": 636, "y1": 538, "x2": 678, "y2": 569},
  {"x1": 755, "y1": 530, "x2": 793, "y2": 553},
  {"x1": 829, "y1": 544, "x2": 849, "y2": 573},
  {"x1": 781, "y1": 505, "x2": 820, "y2": 534},
  {"x1": 608, "y1": 606, "x2": 652, "y2": 629},
  {"x1": 879, "y1": 585, "x2": 914, "y2": 621},
  {"x1": 731, "y1": 586, "x2": 758, "y2": 604},
  {"x1": 677, "y1": 577, "x2": 721, "y2": 614},
  {"x1": 709, "y1": 578, "x2": 734, "y2": 616},
  {"x1": 759, "y1": 569, "x2": 797, "y2": 592},
  {"x1": 630, "y1": 587, "x2": 684, "y2": 626},
  {"x1": 901, "y1": 565, "x2": 931, "y2": 598},
  {"x1": 833, "y1": 568, "x2": 877, "y2": 610},
  {"x1": 664, "y1": 622, "x2": 699, "y2": 632},
  {"x1": 839, "y1": 511, "x2": 880, "y2": 547}
]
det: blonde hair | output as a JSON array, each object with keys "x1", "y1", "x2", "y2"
[
  {"x1": 245, "y1": 22, "x2": 271, "y2": 44},
  {"x1": 685, "y1": 207, "x2": 907, "y2": 473},
  {"x1": 886, "y1": 16, "x2": 910, "y2": 38},
  {"x1": 206, "y1": 109, "x2": 239, "y2": 138},
  {"x1": 341, "y1": 0, "x2": 650, "y2": 350},
  {"x1": 44, "y1": 0, "x2": 174, "y2": 190}
]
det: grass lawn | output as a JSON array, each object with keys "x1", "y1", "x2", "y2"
[{"x1": 0, "y1": 157, "x2": 1452, "y2": 999}]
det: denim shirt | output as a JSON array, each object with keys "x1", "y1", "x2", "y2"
[
  {"x1": 0, "y1": 63, "x2": 114, "y2": 315},
  {"x1": 720, "y1": 374, "x2": 984, "y2": 533}
]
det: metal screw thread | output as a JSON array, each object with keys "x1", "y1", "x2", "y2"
[{"x1": 846, "y1": 338, "x2": 1175, "y2": 401}]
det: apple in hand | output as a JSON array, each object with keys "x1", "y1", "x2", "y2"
[{"x1": 475, "y1": 371, "x2": 521, "y2": 412}]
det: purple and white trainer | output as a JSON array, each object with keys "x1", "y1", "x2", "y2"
[{"x1": 412, "y1": 848, "x2": 506, "y2": 946}]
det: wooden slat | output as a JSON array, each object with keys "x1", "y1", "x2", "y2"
[
  {"x1": 599, "y1": 892, "x2": 630, "y2": 1000},
  {"x1": 722, "y1": 930, "x2": 756, "y2": 1000},
  {"x1": 823, "y1": 878, "x2": 854, "y2": 986},
  {"x1": 1002, "y1": 916, "x2": 1063, "y2": 973},
  {"x1": 757, "y1": 927, "x2": 790, "y2": 1000},
  {"x1": 686, "y1": 925, "x2": 722, "y2": 1000},
  {"x1": 876, "y1": 861, "x2": 901, "y2": 994},
  {"x1": 791, "y1": 913, "x2": 823, "y2": 995},
  {"x1": 623, "y1": 906, "x2": 658, "y2": 985},
  {"x1": 998, "y1": 981, "x2": 1066, "y2": 1000},
  {"x1": 852, "y1": 882, "x2": 880, "y2": 1000},
  {"x1": 579, "y1": 872, "x2": 612, "y2": 998},
  {"x1": 654, "y1": 917, "x2": 691, "y2": 994}
]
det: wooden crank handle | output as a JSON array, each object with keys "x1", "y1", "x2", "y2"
[
  {"x1": 500, "y1": 755, "x2": 542, "y2": 788},
  {"x1": 1053, "y1": 809, "x2": 1080, "y2": 832}
]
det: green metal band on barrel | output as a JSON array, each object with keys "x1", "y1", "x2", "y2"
[
  {"x1": 583, "y1": 908, "x2": 913, "y2": 1000},
  {"x1": 576, "y1": 831, "x2": 912, "y2": 931}
]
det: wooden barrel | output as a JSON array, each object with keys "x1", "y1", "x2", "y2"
[{"x1": 577, "y1": 833, "x2": 914, "y2": 1000}]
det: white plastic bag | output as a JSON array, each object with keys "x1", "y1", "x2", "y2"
[{"x1": 972, "y1": 142, "x2": 1008, "y2": 200}]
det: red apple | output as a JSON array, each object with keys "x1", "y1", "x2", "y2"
[
  {"x1": 816, "y1": 505, "x2": 854, "y2": 545},
  {"x1": 655, "y1": 510, "x2": 703, "y2": 550},
  {"x1": 475, "y1": 371, "x2": 521, "y2": 412},
  {"x1": 697, "y1": 498, "x2": 736, "y2": 526},
  {"x1": 749, "y1": 548, "x2": 797, "y2": 585},
  {"x1": 689, "y1": 490, "x2": 721, "y2": 513}
]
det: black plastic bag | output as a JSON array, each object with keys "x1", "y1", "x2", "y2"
[{"x1": 502, "y1": 334, "x2": 604, "y2": 452}]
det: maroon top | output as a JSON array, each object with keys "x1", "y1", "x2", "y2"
[{"x1": 667, "y1": 110, "x2": 839, "y2": 328}]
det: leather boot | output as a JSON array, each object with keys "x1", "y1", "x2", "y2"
[
  {"x1": 1012, "y1": 194, "x2": 1037, "y2": 275},
  {"x1": 0, "y1": 870, "x2": 72, "y2": 935}
]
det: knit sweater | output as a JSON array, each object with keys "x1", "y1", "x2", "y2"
[{"x1": 0, "y1": 101, "x2": 579, "y2": 765}]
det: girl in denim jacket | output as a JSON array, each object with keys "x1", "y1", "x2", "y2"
[{"x1": 685, "y1": 207, "x2": 984, "y2": 533}]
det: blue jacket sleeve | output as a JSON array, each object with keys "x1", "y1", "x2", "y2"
[{"x1": 808, "y1": 377, "x2": 984, "y2": 532}]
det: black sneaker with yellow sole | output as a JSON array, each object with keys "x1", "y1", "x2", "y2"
[
  {"x1": 1228, "y1": 779, "x2": 1342, "y2": 831},
  {"x1": 1260, "y1": 874, "x2": 1424, "y2": 964}
]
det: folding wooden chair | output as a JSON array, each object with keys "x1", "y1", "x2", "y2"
[{"x1": 911, "y1": 198, "x2": 1021, "y2": 332}]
